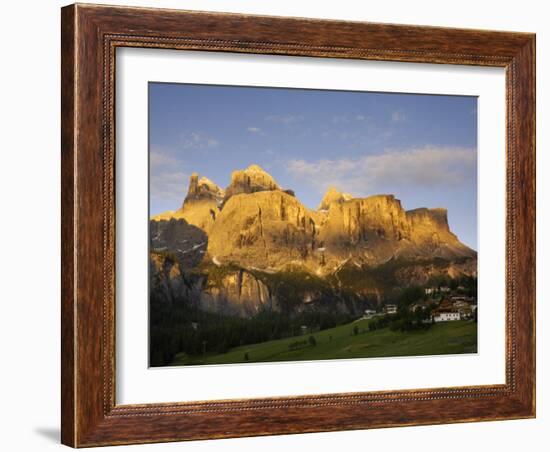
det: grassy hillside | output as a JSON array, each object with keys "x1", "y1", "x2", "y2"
[{"x1": 171, "y1": 319, "x2": 477, "y2": 366}]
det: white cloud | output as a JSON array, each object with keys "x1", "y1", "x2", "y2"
[
  {"x1": 264, "y1": 114, "x2": 304, "y2": 124},
  {"x1": 247, "y1": 127, "x2": 262, "y2": 133},
  {"x1": 181, "y1": 131, "x2": 219, "y2": 149},
  {"x1": 150, "y1": 150, "x2": 178, "y2": 169},
  {"x1": 149, "y1": 148, "x2": 188, "y2": 205},
  {"x1": 332, "y1": 115, "x2": 350, "y2": 124},
  {"x1": 286, "y1": 146, "x2": 476, "y2": 195},
  {"x1": 150, "y1": 171, "x2": 188, "y2": 205},
  {"x1": 332, "y1": 114, "x2": 371, "y2": 124},
  {"x1": 391, "y1": 111, "x2": 406, "y2": 122}
]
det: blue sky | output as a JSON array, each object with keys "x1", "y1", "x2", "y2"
[{"x1": 149, "y1": 83, "x2": 477, "y2": 249}]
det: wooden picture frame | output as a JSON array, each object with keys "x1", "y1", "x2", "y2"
[{"x1": 61, "y1": 3, "x2": 535, "y2": 447}]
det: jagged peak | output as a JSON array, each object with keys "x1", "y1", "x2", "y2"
[
  {"x1": 230, "y1": 164, "x2": 280, "y2": 186},
  {"x1": 223, "y1": 164, "x2": 281, "y2": 204},
  {"x1": 318, "y1": 186, "x2": 353, "y2": 210},
  {"x1": 197, "y1": 176, "x2": 224, "y2": 195},
  {"x1": 406, "y1": 207, "x2": 449, "y2": 229},
  {"x1": 184, "y1": 173, "x2": 224, "y2": 207},
  {"x1": 245, "y1": 164, "x2": 270, "y2": 174},
  {"x1": 324, "y1": 186, "x2": 341, "y2": 196}
]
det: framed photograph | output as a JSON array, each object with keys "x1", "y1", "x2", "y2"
[{"x1": 61, "y1": 3, "x2": 535, "y2": 447}]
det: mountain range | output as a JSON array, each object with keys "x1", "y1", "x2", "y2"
[{"x1": 150, "y1": 164, "x2": 477, "y2": 318}]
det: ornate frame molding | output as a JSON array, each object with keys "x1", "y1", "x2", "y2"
[{"x1": 61, "y1": 4, "x2": 535, "y2": 447}]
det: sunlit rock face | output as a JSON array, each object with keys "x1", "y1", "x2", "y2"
[
  {"x1": 316, "y1": 195, "x2": 474, "y2": 269},
  {"x1": 207, "y1": 190, "x2": 322, "y2": 270},
  {"x1": 318, "y1": 186, "x2": 353, "y2": 211},
  {"x1": 151, "y1": 173, "x2": 225, "y2": 234},
  {"x1": 222, "y1": 164, "x2": 282, "y2": 204},
  {"x1": 149, "y1": 164, "x2": 477, "y2": 316},
  {"x1": 404, "y1": 207, "x2": 474, "y2": 258},
  {"x1": 185, "y1": 173, "x2": 225, "y2": 205}
]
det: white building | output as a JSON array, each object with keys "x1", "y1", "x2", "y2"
[
  {"x1": 432, "y1": 310, "x2": 461, "y2": 322},
  {"x1": 362, "y1": 309, "x2": 377, "y2": 320},
  {"x1": 384, "y1": 304, "x2": 398, "y2": 314}
]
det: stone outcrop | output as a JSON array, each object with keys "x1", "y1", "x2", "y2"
[
  {"x1": 223, "y1": 164, "x2": 281, "y2": 204},
  {"x1": 150, "y1": 218, "x2": 207, "y2": 269},
  {"x1": 151, "y1": 173, "x2": 224, "y2": 233},
  {"x1": 317, "y1": 195, "x2": 475, "y2": 267},
  {"x1": 207, "y1": 190, "x2": 323, "y2": 269},
  {"x1": 318, "y1": 186, "x2": 353, "y2": 210},
  {"x1": 150, "y1": 164, "x2": 477, "y2": 317},
  {"x1": 149, "y1": 254, "x2": 278, "y2": 317},
  {"x1": 404, "y1": 208, "x2": 472, "y2": 258},
  {"x1": 184, "y1": 173, "x2": 225, "y2": 206},
  {"x1": 321, "y1": 195, "x2": 410, "y2": 247},
  {"x1": 200, "y1": 268, "x2": 276, "y2": 317},
  {"x1": 206, "y1": 186, "x2": 475, "y2": 275},
  {"x1": 393, "y1": 258, "x2": 477, "y2": 286},
  {"x1": 149, "y1": 251, "x2": 187, "y2": 304}
]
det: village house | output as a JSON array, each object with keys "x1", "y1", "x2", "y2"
[
  {"x1": 363, "y1": 309, "x2": 377, "y2": 319},
  {"x1": 384, "y1": 304, "x2": 398, "y2": 314},
  {"x1": 424, "y1": 287, "x2": 436, "y2": 295},
  {"x1": 432, "y1": 299, "x2": 461, "y2": 322},
  {"x1": 433, "y1": 310, "x2": 461, "y2": 322}
]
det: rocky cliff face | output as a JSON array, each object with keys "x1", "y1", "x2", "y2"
[
  {"x1": 150, "y1": 164, "x2": 477, "y2": 318},
  {"x1": 152, "y1": 173, "x2": 224, "y2": 233},
  {"x1": 318, "y1": 186, "x2": 353, "y2": 210},
  {"x1": 150, "y1": 218, "x2": 207, "y2": 269},
  {"x1": 223, "y1": 164, "x2": 281, "y2": 204},
  {"x1": 320, "y1": 195, "x2": 411, "y2": 265},
  {"x1": 149, "y1": 251, "x2": 278, "y2": 317},
  {"x1": 184, "y1": 173, "x2": 225, "y2": 206},
  {"x1": 207, "y1": 190, "x2": 322, "y2": 269},
  {"x1": 207, "y1": 189, "x2": 474, "y2": 274},
  {"x1": 404, "y1": 208, "x2": 472, "y2": 258},
  {"x1": 200, "y1": 268, "x2": 276, "y2": 317},
  {"x1": 150, "y1": 251, "x2": 188, "y2": 304},
  {"x1": 319, "y1": 195, "x2": 474, "y2": 267}
]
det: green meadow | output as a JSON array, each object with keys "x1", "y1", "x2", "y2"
[{"x1": 170, "y1": 319, "x2": 477, "y2": 366}]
